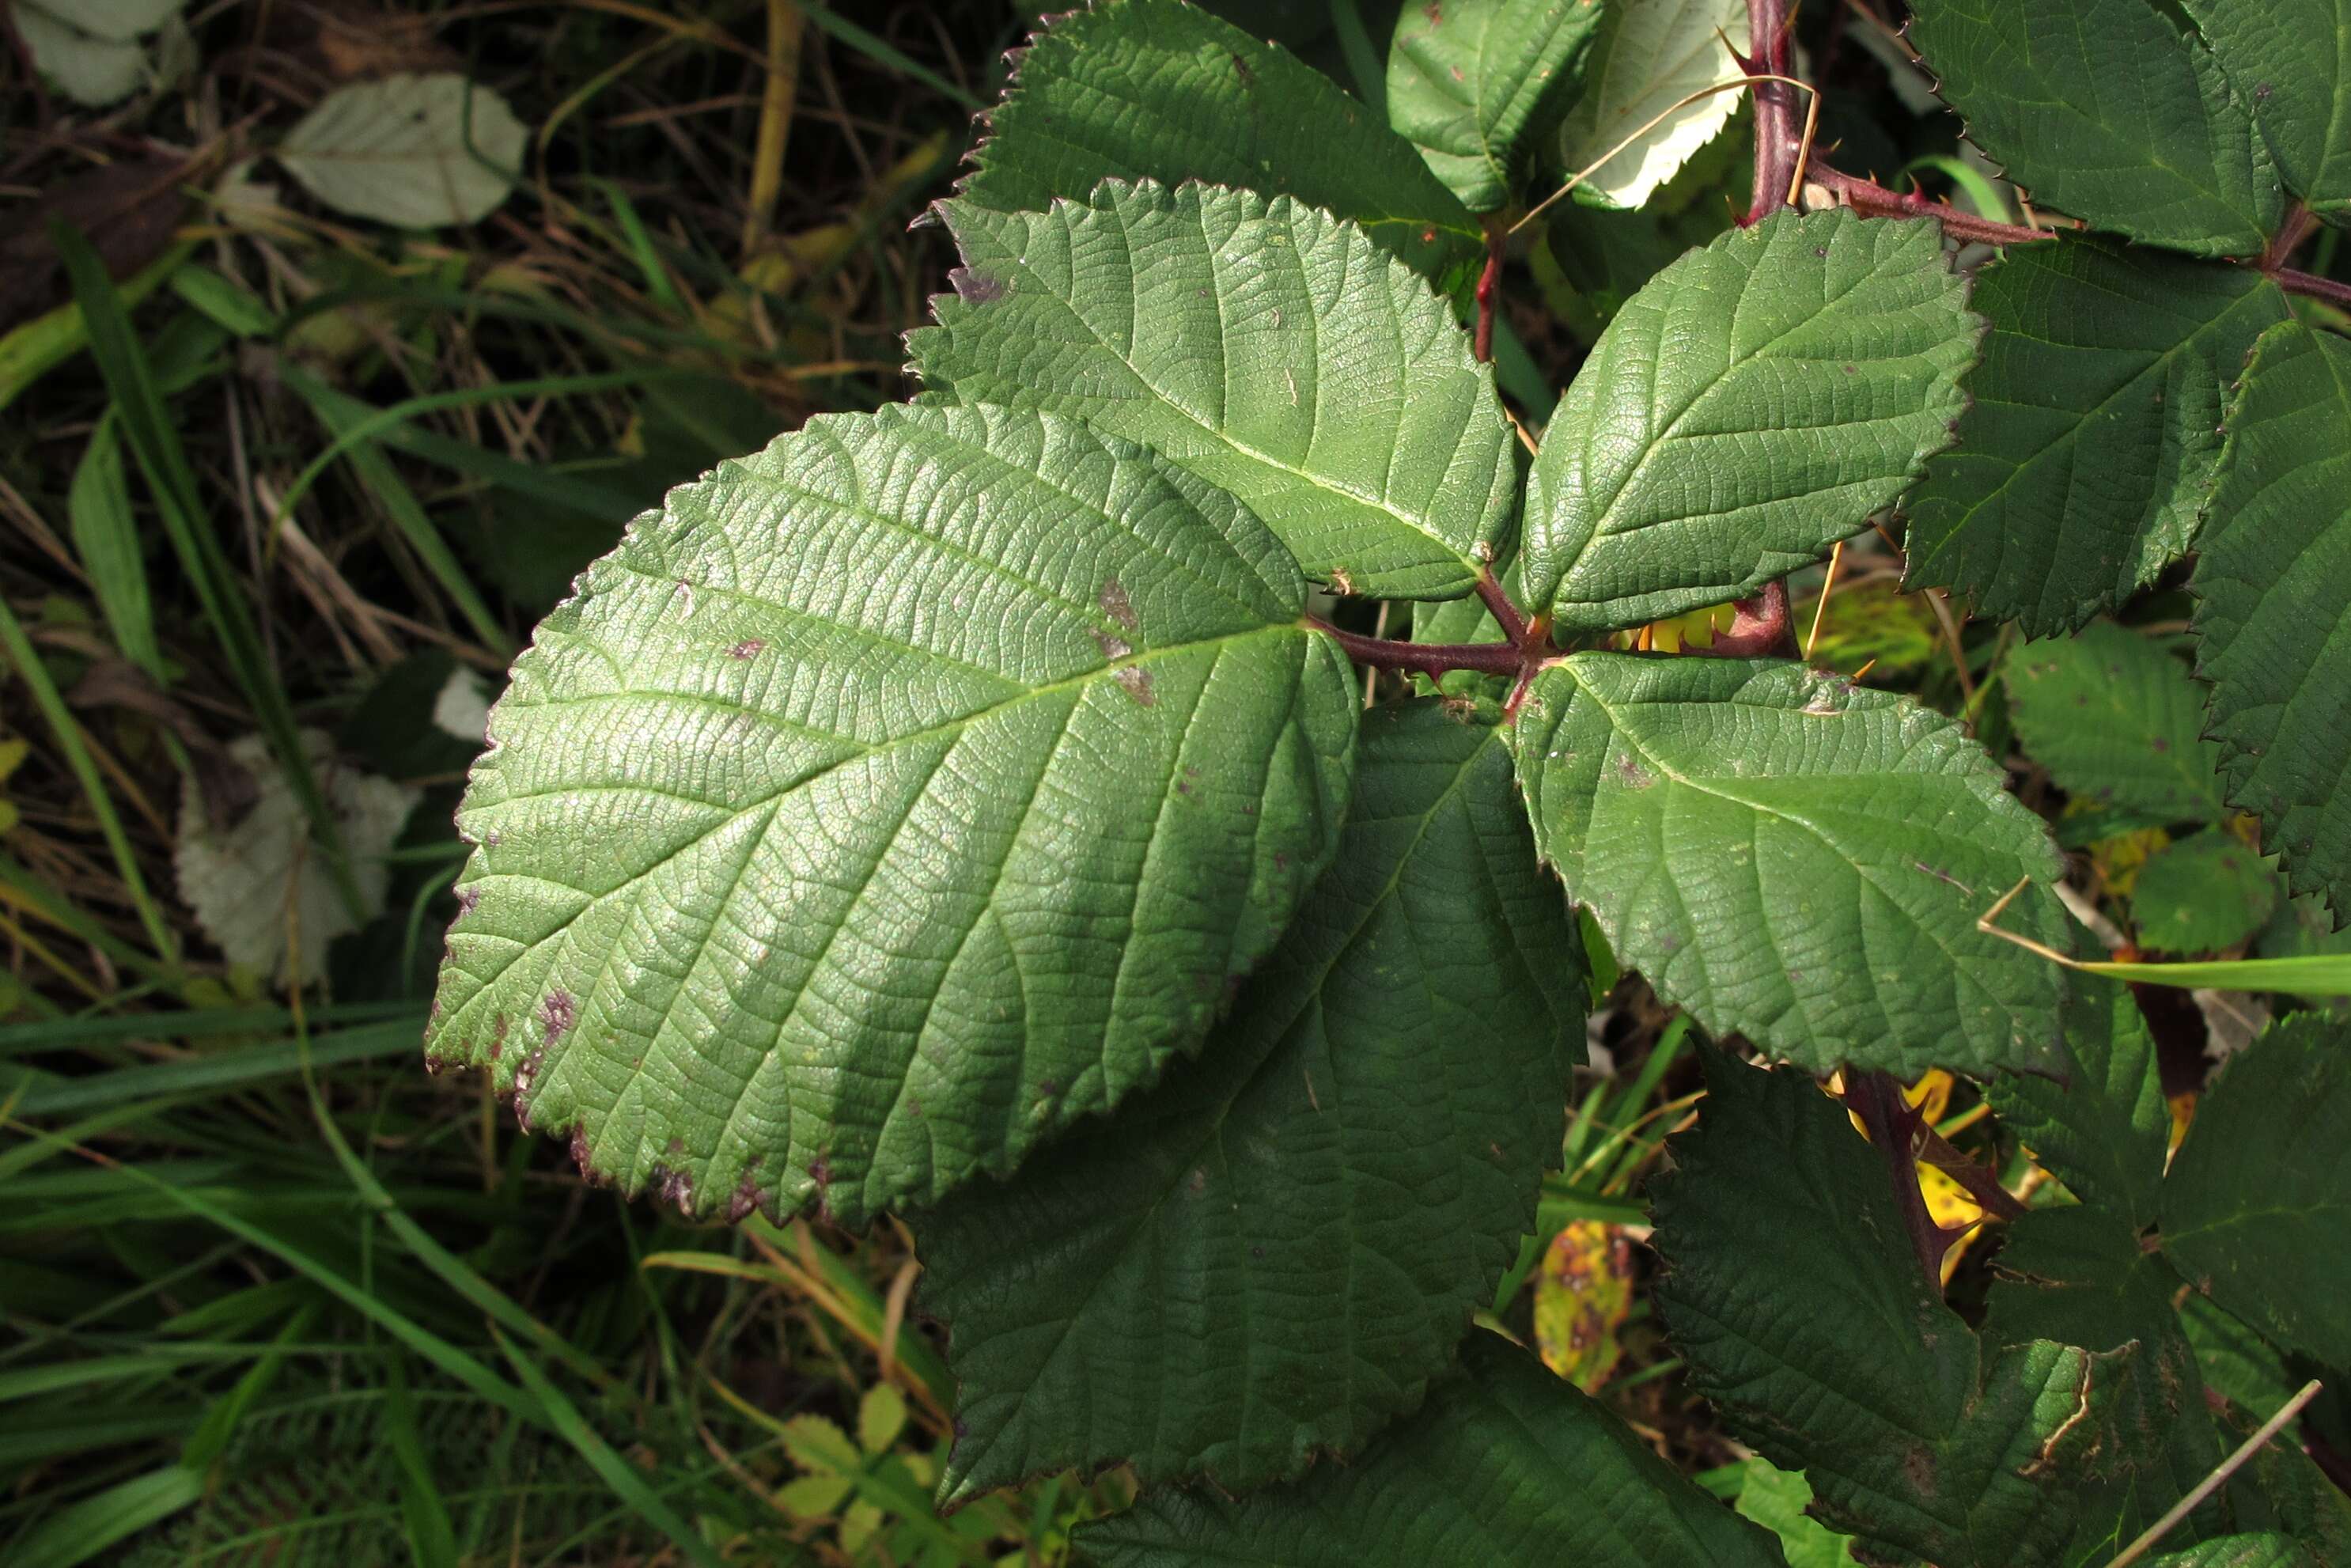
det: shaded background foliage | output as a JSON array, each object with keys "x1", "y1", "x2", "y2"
[{"x1": 2, "y1": 2, "x2": 2347, "y2": 1564}]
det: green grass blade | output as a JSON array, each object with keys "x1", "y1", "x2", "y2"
[
  {"x1": 488, "y1": 1325, "x2": 726, "y2": 1568},
  {"x1": 0, "y1": 597, "x2": 179, "y2": 967},
  {"x1": 6, "y1": 1465, "x2": 205, "y2": 1568},
  {"x1": 67, "y1": 415, "x2": 165, "y2": 680},
  {"x1": 282, "y1": 381, "x2": 509, "y2": 651},
  {"x1": 3, "y1": 1018, "x2": 420, "y2": 1115},
  {"x1": 0, "y1": 241, "x2": 195, "y2": 414},
  {"x1": 800, "y1": 2, "x2": 982, "y2": 110},
  {"x1": 2077, "y1": 953, "x2": 2351, "y2": 994},
  {"x1": 51, "y1": 223, "x2": 365, "y2": 922}
]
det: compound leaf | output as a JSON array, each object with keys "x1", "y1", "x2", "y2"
[
  {"x1": 2003, "y1": 622, "x2": 2228, "y2": 826},
  {"x1": 2193, "y1": 320, "x2": 2351, "y2": 914},
  {"x1": 2132, "y1": 831, "x2": 2281, "y2": 956},
  {"x1": 1652, "y1": 1053, "x2": 2131, "y2": 1568},
  {"x1": 1986, "y1": 971, "x2": 2169, "y2": 1230},
  {"x1": 1510, "y1": 654, "x2": 2067, "y2": 1078},
  {"x1": 1523, "y1": 210, "x2": 1978, "y2": 632},
  {"x1": 2179, "y1": 0, "x2": 2351, "y2": 217},
  {"x1": 911, "y1": 182, "x2": 1518, "y2": 600},
  {"x1": 1554, "y1": 0, "x2": 1750, "y2": 210},
  {"x1": 1905, "y1": 0, "x2": 2281, "y2": 257},
  {"x1": 918, "y1": 702, "x2": 1582, "y2": 1498},
  {"x1": 1902, "y1": 239, "x2": 2289, "y2": 634},
  {"x1": 2160, "y1": 1015, "x2": 2351, "y2": 1369},
  {"x1": 426, "y1": 404, "x2": 1358, "y2": 1229},
  {"x1": 1386, "y1": 0, "x2": 1608, "y2": 212},
  {"x1": 964, "y1": 0, "x2": 1482, "y2": 280},
  {"x1": 1079, "y1": 1335, "x2": 1786, "y2": 1567}
]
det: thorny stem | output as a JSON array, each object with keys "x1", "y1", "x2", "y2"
[
  {"x1": 1844, "y1": 1070, "x2": 1972, "y2": 1291},
  {"x1": 1308, "y1": 620, "x2": 1524, "y2": 679},
  {"x1": 1741, "y1": 0, "x2": 1799, "y2": 224},
  {"x1": 1806, "y1": 163, "x2": 2057, "y2": 247}
]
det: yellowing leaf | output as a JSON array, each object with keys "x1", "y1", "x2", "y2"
[{"x1": 1532, "y1": 1221, "x2": 1636, "y2": 1391}]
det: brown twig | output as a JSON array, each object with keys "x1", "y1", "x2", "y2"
[
  {"x1": 2276, "y1": 266, "x2": 2351, "y2": 311},
  {"x1": 1306, "y1": 619, "x2": 1524, "y2": 679},
  {"x1": 1844, "y1": 1070, "x2": 1971, "y2": 1290},
  {"x1": 1808, "y1": 163, "x2": 2057, "y2": 246}
]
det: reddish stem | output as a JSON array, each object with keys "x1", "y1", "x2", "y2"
[
  {"x1": 1808, "y1": 164, "x2": 2054, "y2": 248},
  {"x1": 1473, "y1": 562, "x2": 1529, "y2": 644},
  {"x1": 1308, "y1": 620, "x2": 1524, "y2": 678},
  {"x1": 1741, "y1": 0, "x2": 1797, "y2": 223},
  {"x1": 2277, "y1": 267, "x2": 2351, "y2": 311},
  {"x1": 1474, "y1": 225, "x2": 1504, "y2": 364},
  {"x1": 2260, "y1": 203, "x2": 2319, "y2": 272},
  {"x1": 1844, "y1": 1070, "x2": 1969, "y2": 1292},
  {"x1": 1708, "y1": 581, "x2": 1795, "y2": 659}
]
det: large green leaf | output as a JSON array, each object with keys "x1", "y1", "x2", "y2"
[
  {"x1": 425, "y1": 404, "x2": 1358, "y2": 1229},
  {"x1": 1982, "y1": 1206, "x2": 2218, "y2": 1493},
  {"x1": 2193, "y1": 320, "x2": 2351, "y2": 913},
  {"x1": 2160, "y1": 1015, "x2": 2351, "y2": 1369},
  {"x1": 963, "y1": 0, "x2": 1481, "y2": 279},
  {"x1": 910, "y1": 182, "x2": 1517, "y2": 600},
  {"x1": 1521, "y1": 210, "x2": 1978, "y2": 632},
  {"x1": 1902, "y1": 240, "x2": 2289, "y2": 634},
  {"x1": 1554, "y1": 0, "x2": 1749, "y2": 210},
  {"x1": 2132, "y1": 831, "x2": 2281, "y2": 956},
  {"x1": 915, "y1": 703, "x2": 1583, "y2": 1498},
  {"x1": 2003, "y1": 622, "x2": 2228, "y2": 826},
  {"x1": 1509, "y1": 654, "x2": 2067, "y2": 1077},
  {"x1": 1986, "y1": 972, "x2": 2169, "y2": 1230},
  {"x1": 2179, "y1": 0, "x2": 2351, "y2": 216},
  {"x1": 1079, "y1": 1335, "x2": 1786, "y2": 1567},
  {"x1": 1905, "y1": 0, "x2": 2281, "y2": 257},
  {"x1": 1985, "y1": 1206, "x2": 2226, "y2": 1568},
  {"x1": 1385, "y1": 0, "x2": 1607, "y2": 212},
  {"x1": 1651, "y1": 1053, "x2": 2130, "y2": 1568}
]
